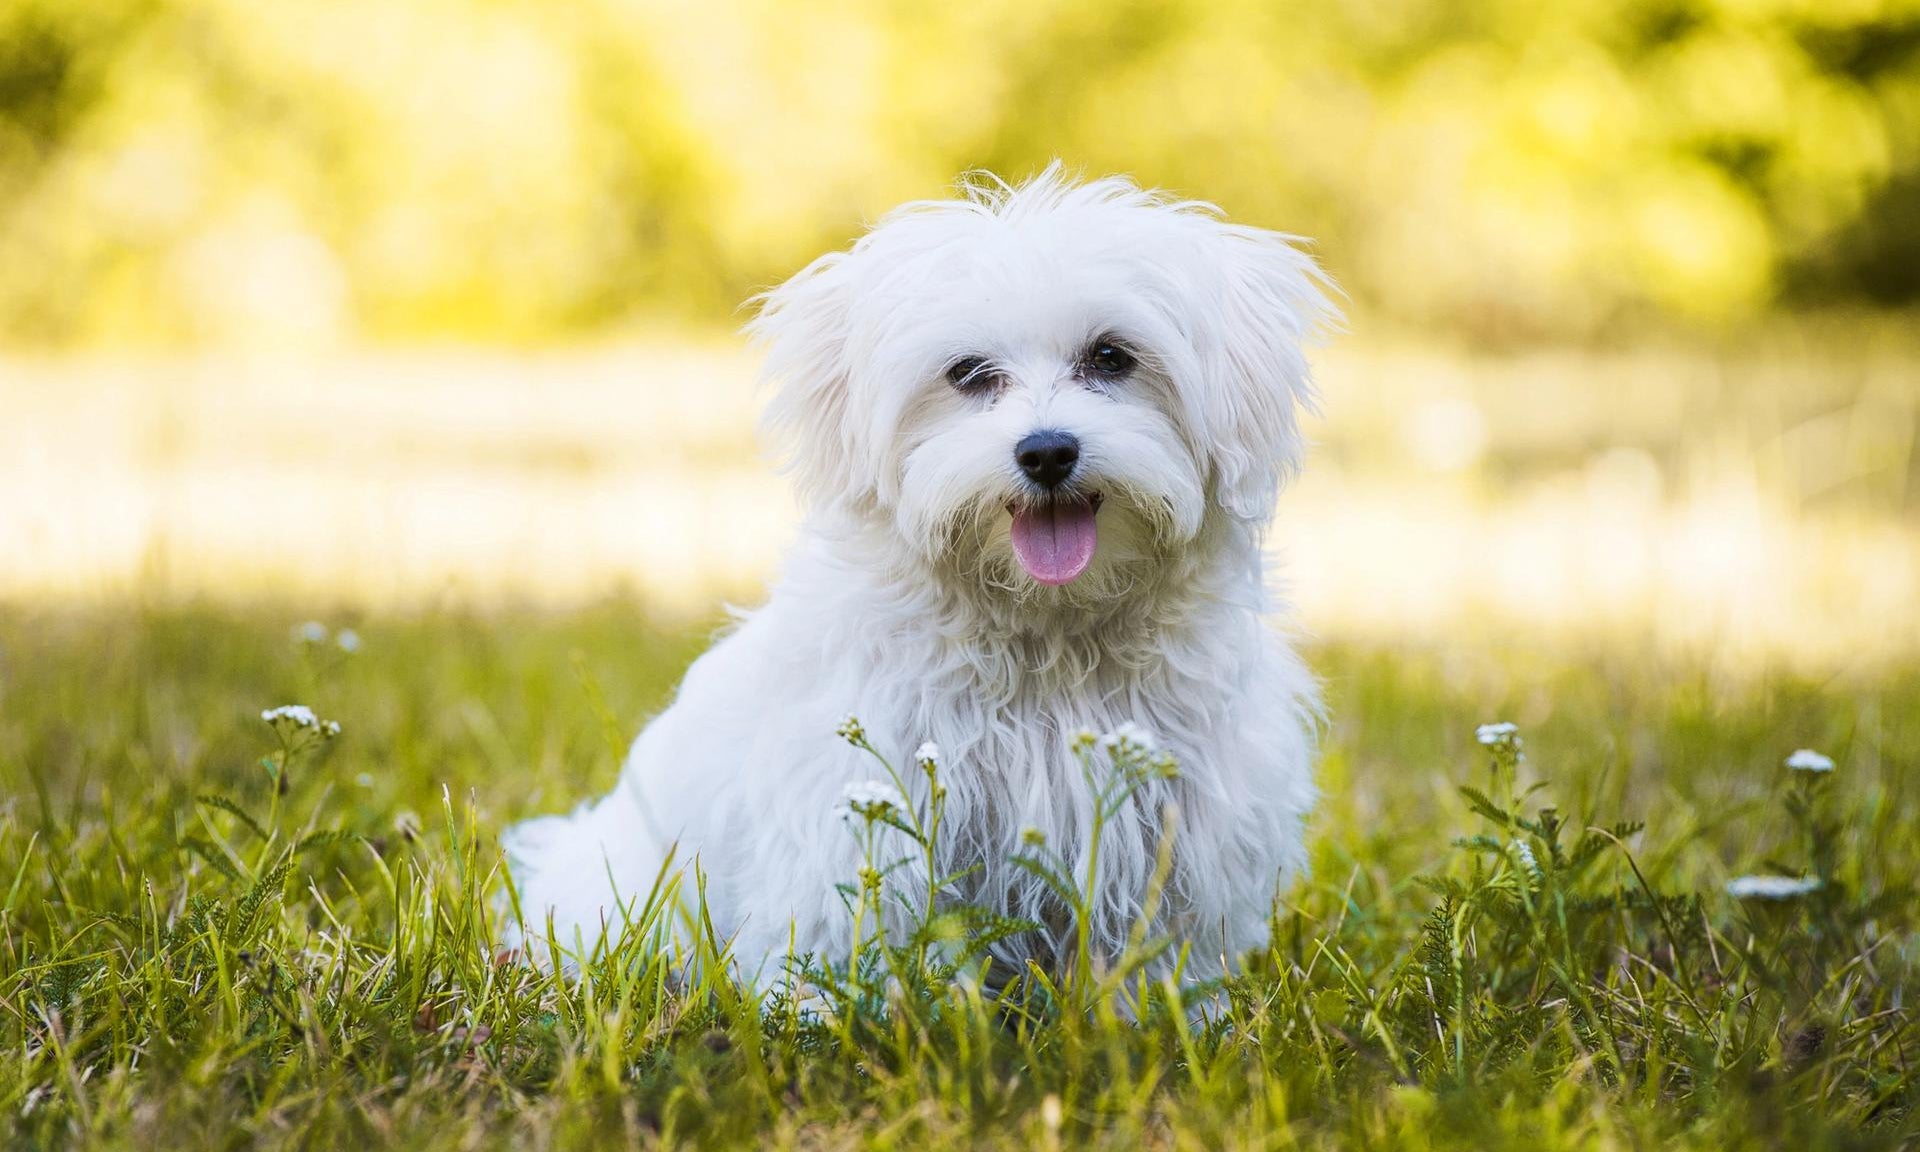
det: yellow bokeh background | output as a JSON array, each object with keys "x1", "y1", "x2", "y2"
[
  {"x1": 6, "y1": 0, "x2": 1919, "y2": 344},
  {"x1": 2, "y1": 0, "x2": 1917, "y2": 668}
]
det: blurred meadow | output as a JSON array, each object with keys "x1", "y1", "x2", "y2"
[
  {"x1": 2, "y1": 0, "x2": 1918, "y2": 666},
  {"x1": 3, "y1": 0, "x2": 1920, "y2": 1148}
]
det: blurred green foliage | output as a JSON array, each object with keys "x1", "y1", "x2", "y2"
[{"x1": 1, "y1": 0, "x2": 1918, "y2": 346}]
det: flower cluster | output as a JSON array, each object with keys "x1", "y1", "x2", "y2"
[
  {"x1": 1099, "y1": 721, "x2": 1158, "y2": 754},
  {"x1": 1511, "y1": 838, "x2": 1541, "y2": 879},
  {"x1": 1475, "y1": 721, "x2": 1521, "y2": 749},
  {"x1": 1726, "y1": 874, "x2": 1823, "y2": 900},
  {"x1": 835, "y1": 714, "x2": 867, "y2": 746},
  {"x1": 914, "y1": 741, "x2": 940, "y2": 769},
  {"x1": 1785, "y1": 748, "x2": 1834, "y2": 773},
  {"x1": 1080, "y1": 721, "x2": 1180, "y2": 788},
  {"x1": 838, "y1": 779, "x2": 906, "y2": 825},
  {"x1": 262, "y1": 704, "x2": 342, "y2": 739}
]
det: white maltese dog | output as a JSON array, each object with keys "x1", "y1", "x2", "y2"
[{"x1": 505, "y1": 166, "x2": 1338, "y2": 985}]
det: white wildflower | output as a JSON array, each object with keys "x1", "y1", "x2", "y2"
[
  {"x1": 263, "y1": 704, "x2": 319, "y2": 728},
  {"x1": 1785, "y1": 749, "x2": 1834, "y2": 773},
  {"x1": 838, "y1": 779, "x2": 905, "y2": 823},
  {"x1": 914, "y1": 741, "x2": 940, "y2": 767},
  {"x1": 835, "y1": 714, "x2": 866, "y2": 745},
  {"x1": 1726, "y1": 874, "x2": 1823, "y2": 900},
  {"x1": 1476, "y1": 721, "x2": 1521, "y2": 748},
  {"x1": 335, "y1": 628, "x2": 361, "y2": 653},
  {"x1": 1512, "y1": 839, "x2": 1541, "y2": 876},
  {"x1": 841, "y1": 780, "x2": 901, "y2": 807},
  {"x1": 1101, "y1": 721, "x2": 1158, "y2": 753},
  {"x1": 1069, "y1": 727, "x2": 1098, "y2": 752},
  {"x1": 293, "y1": 621, "x2": 329, "y2": 645},
  {"x1": 262, "y1": 704, "x2": 341, "y2": 739}
]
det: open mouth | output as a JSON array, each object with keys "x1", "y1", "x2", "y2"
[{"x1": 1007, "y1": 493, "x2": 1102, "y2": 585}]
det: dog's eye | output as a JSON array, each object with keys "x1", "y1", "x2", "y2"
[
  {"x1": 1084, "y1": 340, "x2": 1136, "y2": 377},
  {"x1": 945, "y1": 356, "x2": 995, "y2": 393}
]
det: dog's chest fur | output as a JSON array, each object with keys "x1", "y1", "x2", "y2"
[{"x1": 686, "y1": 517, "x2": 1316, "y2": 975}]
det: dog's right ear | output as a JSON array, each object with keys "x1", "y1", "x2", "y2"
[{"x1": 747, "y1": 251, "x2": 876, "y2": 515}]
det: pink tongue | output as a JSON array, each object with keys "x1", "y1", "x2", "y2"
[{"x1": 1010, "y1": 501, "x2": 1099, "y2": 585}]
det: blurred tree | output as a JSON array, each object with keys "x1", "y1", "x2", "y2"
[{"x1": 0, "y1": 0, "x2": 1915, "y2": 346}]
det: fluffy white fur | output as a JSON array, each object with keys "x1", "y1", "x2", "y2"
[{"x1": 504, "y1": 166, "x2": 1339, "y2": 985}]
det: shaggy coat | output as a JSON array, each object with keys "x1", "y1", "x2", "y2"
[{"x1": 505, "y1": 168, "x2": 1337, "y2": 984}]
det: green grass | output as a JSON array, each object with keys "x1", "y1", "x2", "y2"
[{"x1": 1, "y1": 599, "x2": 1915, "y2": 1149}]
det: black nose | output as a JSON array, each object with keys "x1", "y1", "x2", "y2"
[{"x1": 1015, "y1": 430, "x2": 1080, "y2": 489}]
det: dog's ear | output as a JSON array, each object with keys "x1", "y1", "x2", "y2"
[
  {"x1": 748, "y1": 250, "x2": 875, "y2": 513},
  {"x1": 1199, "y1": 223, "x2": 1341, "y2": 523}
]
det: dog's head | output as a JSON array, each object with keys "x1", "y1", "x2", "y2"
[{"x1": 750, "y1": 167, "x2": 1338, "y2": 604}]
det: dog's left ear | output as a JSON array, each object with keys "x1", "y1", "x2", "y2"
[{"x1": 1199, "y1": 223, "x2": 1341, "y2": 523}]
